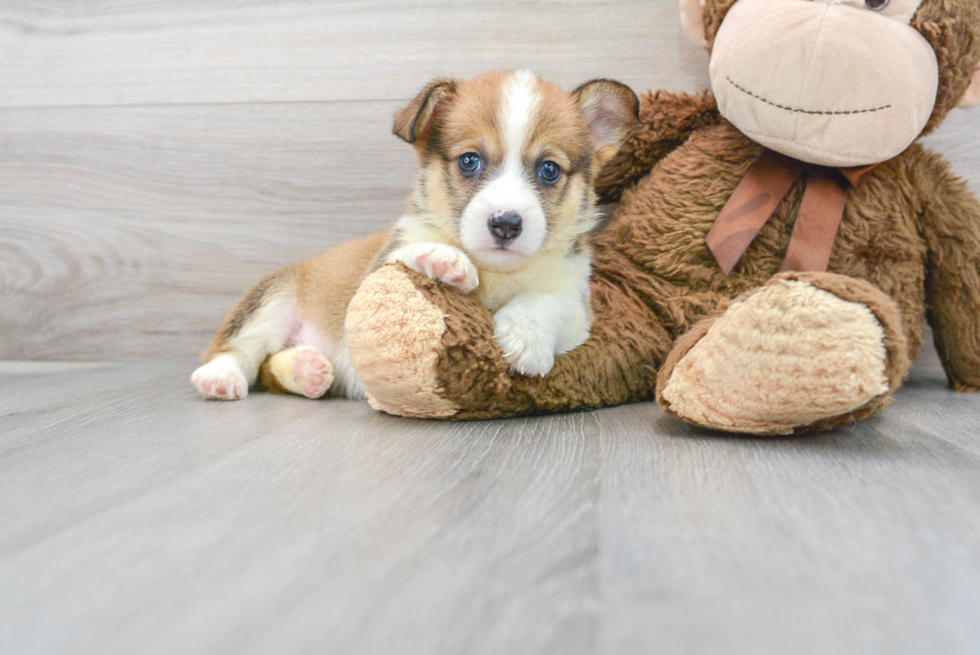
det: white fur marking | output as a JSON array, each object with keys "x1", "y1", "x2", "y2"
[
  {"x1": 412, "y1": 243, "x2": 480, "y2": 292},
  {"x1": 502, "y1": 70, "x2": 540, "y2": 172},
  {"x1": 492, "y1": 259, "x2": 592, "y2": 378},
  {"x1": 192, "y1": 354, "x2": 249, "y2": 400},
  {"x1": 283, "y1": 346, "x2": 333, "y2": 399},
  {"x1": 227, "y1": 298, "x2": 300, "y2": 383},
  {"x1": 459, "y1": 71, "x2": 548, "y2": 268}
]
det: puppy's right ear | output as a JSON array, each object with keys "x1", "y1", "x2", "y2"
[
  {"x1": 393, "y1": 78, "x2": 458, "y2": 145},
  {"x1": 571, "y1": 79, "x2": 640, "y2": 169}
]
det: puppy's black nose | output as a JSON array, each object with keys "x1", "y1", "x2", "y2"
[{"x1": 488, "y1": 212, "x2": 523, "y2": 242}]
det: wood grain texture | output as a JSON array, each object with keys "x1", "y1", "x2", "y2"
[
  {"x1": 0, "y1": 0, "x2": 709, "y2": 361},
  {"x1": 0, "y1": 359, "x2": 602, "y2": 655},
  {"x1": 0, "y1": 0, "x2": 709, "y2": 108},
  {"x1": 1, "y1": 110, "x2": 977, "y2": 362},
  {"x1": 600, "y1": 363, "x2": 980, "y2": 654},
  {"x1": 0, "y1": 101, "x2": 417, "y2": 359},
  {"x1": 2, "y1": 0, "x2": 977, "y2": 361},
  {"x1": 1, "y1": 358, "x2": 978, "y2": 654}
]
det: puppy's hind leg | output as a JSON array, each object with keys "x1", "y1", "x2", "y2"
[
  {"x1": 257, "y1": 346, "x2": 333, "y2": 399},
  {"x1": 192, "y1": 266, "x2": 302, "y2": 400}
]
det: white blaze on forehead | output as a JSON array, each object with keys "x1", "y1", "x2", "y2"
[
  {"x1": 458, "y1": 71, "x2": 548, "y2": 266},
  {"x1": 500, "y1": 70, "x2": 541, "y2": 172}
]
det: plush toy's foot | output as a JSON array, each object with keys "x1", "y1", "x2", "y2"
[{"x1": 656, "y1": 272, "x2": 911, "y2": 435}]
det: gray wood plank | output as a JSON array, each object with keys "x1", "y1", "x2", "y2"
[
  {"x1": 0, "y1": 101, "x2": 416, "y2": 360},
  {"x1": 598, "y1": 367, "x2": 980, "y2": 655},
  {"x1": 0, "y1": 0, "x2": 708, "y2": 109},
  {"x1": 2, "y1": 101, "x2": 977, "y2": 361},
  {"x1": 1, "y1": 358, "x2": 979, "y2": 654},
  {"x1": 0, "y1": 360, "x2": 602, "y2": 655}
]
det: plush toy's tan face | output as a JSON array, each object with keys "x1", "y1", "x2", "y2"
[{"x1": 705, "y1": 0, "x2": 940, "y2": 166}]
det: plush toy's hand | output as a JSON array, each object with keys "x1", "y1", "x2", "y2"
[{"x1": 405, "y1": 242, "x2": 479, "y2": 293}]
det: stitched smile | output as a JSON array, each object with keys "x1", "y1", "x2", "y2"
[{"x1": 727, "y1": 77, "x2": 892, "y2": 116}]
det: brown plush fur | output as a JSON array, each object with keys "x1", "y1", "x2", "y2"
[
  {"x1": 345, "y1": 0, "x2": 980, "y2": 429},
  {"x1": 913, "y1": 0, "x2": 980, "y2": 135},
  {"x1": 400, "y1": 105, "x2": 980, "y2": 419}
]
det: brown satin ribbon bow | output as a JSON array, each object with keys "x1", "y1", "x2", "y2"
[{"x1": 705, "y1": 149, "x2": 879, "y2": 275}]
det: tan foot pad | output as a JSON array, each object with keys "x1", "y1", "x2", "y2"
[{"x1": 659, "y1": 278, "x2": 891, "y2": 435}]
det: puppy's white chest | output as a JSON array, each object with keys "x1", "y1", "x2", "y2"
[{"x1": 474, "y1": 269, "x2": 532, "y2": 312}]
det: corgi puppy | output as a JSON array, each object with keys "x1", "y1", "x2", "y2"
[{"x1": 192, "y1": 70, "x2": 638, "y2": 401}]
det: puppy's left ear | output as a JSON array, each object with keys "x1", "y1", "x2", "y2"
[
  {"x1": 571, "y1": 79, "x2": 640, "y2": 169},
  {"x1": 393, "y1": 78, "x2": 458, "y2": 146},
  {"x1": 957, "y1": 64, "x2": 980, "y2": 109}
]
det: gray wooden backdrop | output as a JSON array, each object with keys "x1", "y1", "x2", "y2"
[{"x1": 2, "y1": 0, "x2": 978, "y2": 361}]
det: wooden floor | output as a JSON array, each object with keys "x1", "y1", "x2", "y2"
[
  {"x1": 4, "y1": 2, "x2": 980, "y2": 653},
  {"x1": 2, "y1": 347, "x2": 979, "y2": 655}
]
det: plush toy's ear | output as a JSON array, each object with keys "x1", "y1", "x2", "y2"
[
  {"x1": 680, "y1": 0, "x2": 708, "y2": 48},
  {"x1": 393, "y1": 78, "x2": 457, "y2": 145},
  {"x1": 571, "y1": 79, "x2": 640, "y2": 168},
  {"x1": 957, "y1": 65, "x2": 980, "y2": 109}
]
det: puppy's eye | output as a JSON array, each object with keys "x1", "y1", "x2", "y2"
[
  {"x1": 457, "y1": 153, "x2": 482, "y2": 176},
  {"x1": 865, "y1": 0, "x2": 889, "y2": 10},
  {"x1": 537, "y1": 161, "x2": 561, "y2": 185}
]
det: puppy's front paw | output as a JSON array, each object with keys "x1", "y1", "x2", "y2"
[
  {"x1": 411, "y1": 243, "x2": 479, "y2": 293},
  {"x1": 493, "y1": 306, "x2": 557, "y2": 377},
  {"x1": 192, "y1": 356, "x2": 248, "y2": 400}
]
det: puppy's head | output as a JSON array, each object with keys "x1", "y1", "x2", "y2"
[{"x1": 394, "y1": 71, "x2": 638, "y2": 270}]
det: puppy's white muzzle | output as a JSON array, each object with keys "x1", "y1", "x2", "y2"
[{"x1": 459, "y1": 170, "x2": 546, "y2": 268}]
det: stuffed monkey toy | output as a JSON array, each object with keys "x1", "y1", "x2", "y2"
[{"x1": 344, "y1": 0, "x2": 980, "y2": 435}]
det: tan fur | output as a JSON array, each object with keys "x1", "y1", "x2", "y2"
[
  {"x1": 216, "y1": 231, "x2": 389, "y2": 395},
  {"x1": 256, "y1": 356, "x2": 290, "y2": 394},
  {"x1": 201, "y1": 265, "x2": 301, "y2": 364},
  {"x1": 295, "y1": 230, "x2": 392, "y2": 345}
]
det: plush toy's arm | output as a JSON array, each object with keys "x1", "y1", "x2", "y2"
[
  {"x1": 346, "y1": 264, "x2": 674, "y2": 419},
  {"x1": 594, "y1": 90, "x2": 721, "y2": 203},
  {"x1": 920, "y1": 158, "x2": 980, "y2": 391}
]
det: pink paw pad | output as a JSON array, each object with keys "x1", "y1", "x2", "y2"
[
  {"x1": 428, "y1": 258, "x2": 450, "y2": 279},
  {"x1": 411, "y1": 243, "x2": 479, "y2": 293},
  {"x1": 290, "y1": 346, "x2": 333, "y2": 399}
]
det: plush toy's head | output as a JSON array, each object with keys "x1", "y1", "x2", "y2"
[{"x1": 681, "y1": 0, "x2": 980, "y2": 166}]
